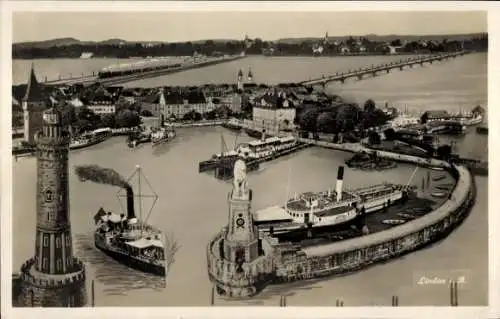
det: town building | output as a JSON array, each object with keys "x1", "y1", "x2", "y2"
[
  {"x1": 23, "y1": 65, "x2": 46, "y2": 144},
  {"x1": 142, "y1": 89, "x2": 215, "y2": 120},
  {"x1": 252, "y1": 90, "x2": 296, "y2": 132},
  {"x1": 420, "y1": 110, "x2": 451, "y2": 124},
  {"x1": 387, "y1": 45, "x2": 405, "y2": 55},
  {"x1": 87, "y1": 101, "x2": 116, "y2": 115}
]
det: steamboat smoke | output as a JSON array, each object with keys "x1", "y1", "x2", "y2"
[
  {"x1": 74, "y1": 165, "x2": 129, "y2": 188},
  {"x1": 74, "y1": 165, "x2": 137, "y2": 220}
]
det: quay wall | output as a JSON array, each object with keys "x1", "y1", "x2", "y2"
[
  {"x1": 168, "y1": 120, "x2": 226, "y2": 128},
  {"x1": 207, "y1": 140, "x2": 476, "y2": 297}
]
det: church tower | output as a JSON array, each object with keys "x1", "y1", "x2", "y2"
[
  {"x1": 23, "y1": 64, "x2": 46, "y2": 144},
  {"x1": 237, "y1": 69, "x2": 244, "y2": 92},
  {"x1": 223, "y1": 160, "x2": 259, "y2": 272},
  {"x1": 15, "y1": 108, "x2": 87, "y2": 307},
  {"x1": 247, "y1": 67, "x2": 253, "y2": 83}
]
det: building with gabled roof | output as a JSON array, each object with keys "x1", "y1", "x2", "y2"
[
  {"x1": 141, "y1": 89, "x2": 215, "y2": 120},
  {"x1": 23, "y1": 64, "x2": 47, "y2": 143}
]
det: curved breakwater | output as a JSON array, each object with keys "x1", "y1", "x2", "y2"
[{"x1": 207, "y1": 148, "x2": 476, "y2": 298}]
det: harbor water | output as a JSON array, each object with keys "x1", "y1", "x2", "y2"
[{"x1": 12, "y1": 53, "x2": 487, "y2": 306}]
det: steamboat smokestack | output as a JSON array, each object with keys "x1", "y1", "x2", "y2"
[
  {"x1": 125, "y1": 185, "x2": 137, "y2": 224},
  {"x1": 336, "y1": 166, "x2": 344, "y2": 202}
]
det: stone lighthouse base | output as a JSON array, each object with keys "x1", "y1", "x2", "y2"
[
  {"x1": 206, "y1": 229, "x2": 275, "y2": 298},
  {"x1": 13, "y1": 257, "x2": 87, "y2": 307}
]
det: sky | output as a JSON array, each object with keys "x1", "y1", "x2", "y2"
[{"x1": 13, "y1": 11, "x2": 487, "y2": 43}]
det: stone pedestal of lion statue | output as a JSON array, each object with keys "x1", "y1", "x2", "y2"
[{"x1": 224, "y1": 159, "x2": 259, "y2": 268}]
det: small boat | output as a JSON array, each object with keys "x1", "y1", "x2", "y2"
[
  {"x1": 151, "y1": 127, "x2": 176, "y2": 146},
  {"x1": 476, "y1": 124, "x2": 488, "y2": 135},
  {"x1": 222, "y1": 118, "x2": 242, "y2": 131},
  {"x1": 12, "y1": 142, "x2": 36, "y2": 156},
  {"x1": 244, "y1": 128, "x2": 263, "y2": 139},
  {"x1": 435, "y1": 185, "x2": 452, "y2": 191},
  {"x1": 397, "y1": 213, "x2": 416, "y2": 220},
  {"x1": 432, "y1": 174, "x2": 446, "y2": 182},
  {"x1": 70, "y1": 127, "x2": 113, "y2": 150},
  {"x1": 127, "y1": 129, "x2": 151, "y2": 148},
  {"x1": 431, "y1": 192, "x2": 447, "y2": 198},
  {"x1": 430, "y1": 166, "x2": 444, "y2": 171},
  {"x1": 381, "y1": 219, "x2": 406, "y2": 226}
]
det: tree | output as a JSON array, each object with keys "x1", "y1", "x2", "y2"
[
  {"x1": 101, "y1": 114, "x2": 116, "y2": 128},
  {"x1": 59, "y1": 104, "x2": 77, "y2": 127},
  {"x1": 383, "y1": 128, "x2": 396, "y2": 141},
  {"x1": 363, "y1": 99, "x2": 376, "y2": 113},
  {"x1": 298, "y1": 107, "x2": 321, "y2": 132},
  {"x1": 360, "y1": 108, "x2": 389, "y2": 129},
  {"x1": 390, "y1": 39, "x2": 402, "y2": 47},
  {"x1": 76, "y1": 106, "x2": 101, "y2": 131},
  {"x1": 316, "y1": 111, "x2": 338, "y2": 133},
  {"x1": 140, "y1": 110, "x2": 153, "y2": 117},
  {"x1": 115, "y1": 109, "x2": 141, "y2": 128},
  {"x1": 335, "y1": 104, "x2": 361, "y2": 132},
  {"x1": 368, "y1": 131, "x2": 381, "y2": 145},
  {"x1": 182, "y1": 110, "x2": 202, "y2": 122}
]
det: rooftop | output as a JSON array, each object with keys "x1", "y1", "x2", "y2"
[
  {"x1": 23, "y1": 64, "x2": 45, "y2": 102},
  {"x1": 126, "y1": 237, "x2": 164, "y2": 249}
]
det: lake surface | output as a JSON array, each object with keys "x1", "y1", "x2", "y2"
[{"x1": 12, "y1": 53, "x2": 488, "y2": 306}]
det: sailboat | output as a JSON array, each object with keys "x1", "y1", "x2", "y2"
[{"x1": 93, "y1": 165, "x2": 167, "y2": 276}]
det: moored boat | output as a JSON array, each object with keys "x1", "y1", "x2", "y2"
[
  {"x1": 253, "y1": 166, "x2": 411, "y2": 235},
  {"x1": 476, "y1": 124, "x2": 488, "y2": 135},
  {"x1": 127, "y1": 127, "x2": 151, "y2": 148},
  {"x1": 70, "y1": 127, "x2": 112, "y2": 150},
  {"x1": 151, "y1": 127, "x2": 176, "y2": 146},
  {"x1": 222, "y1": 118, "x2": 242, "y2": 131},
  {"x1": 432, "y1": 174, "x2": 446, "y2": 182},
  {"x1": 431, "y1": 191, "x2": 447, "y2": 198},
  {"x1": 381, "y1": 219, "x2": 406, "y2": 226},
  {"x1": 230, "y1": 135, "x2": 298, "y2": 160}
]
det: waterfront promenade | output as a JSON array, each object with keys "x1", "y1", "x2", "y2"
[{"x1": 300, "y1": 51, "x2": 469, "y2": 87}]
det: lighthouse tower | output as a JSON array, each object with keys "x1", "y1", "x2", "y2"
[
  {"x1": 237, "y1": 69, "x2": 244, "y2": 91},
  {"x1": 223, "y1": 160, "x2": 259, "y2": 271},
  {"x1": 15, "y1": 108, "x2": 87, "y2": 307}
]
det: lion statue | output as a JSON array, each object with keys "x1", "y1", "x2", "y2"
[{"x1": 233, "y1": 159, "x2": 248, "y2": 198}]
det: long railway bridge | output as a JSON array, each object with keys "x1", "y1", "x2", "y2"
[{"x1": 300, "y1": 51, "x2": 470, "y2": 88}]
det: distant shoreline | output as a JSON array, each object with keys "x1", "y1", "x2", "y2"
[{"x1": 11, "y1": 50, "x2": 488, "y2": 60}]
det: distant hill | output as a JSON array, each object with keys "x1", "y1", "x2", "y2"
[
  {"x1": 13, "y1": 38, "x2": 165, "y2": 49},
  {"x1": 14, "y1": 37, "x2": 84, "y2": 49}
]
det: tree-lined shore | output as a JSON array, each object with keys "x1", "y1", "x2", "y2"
[{"x1": 13, "y1": 33, "x2": 487, "y2": 59}]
